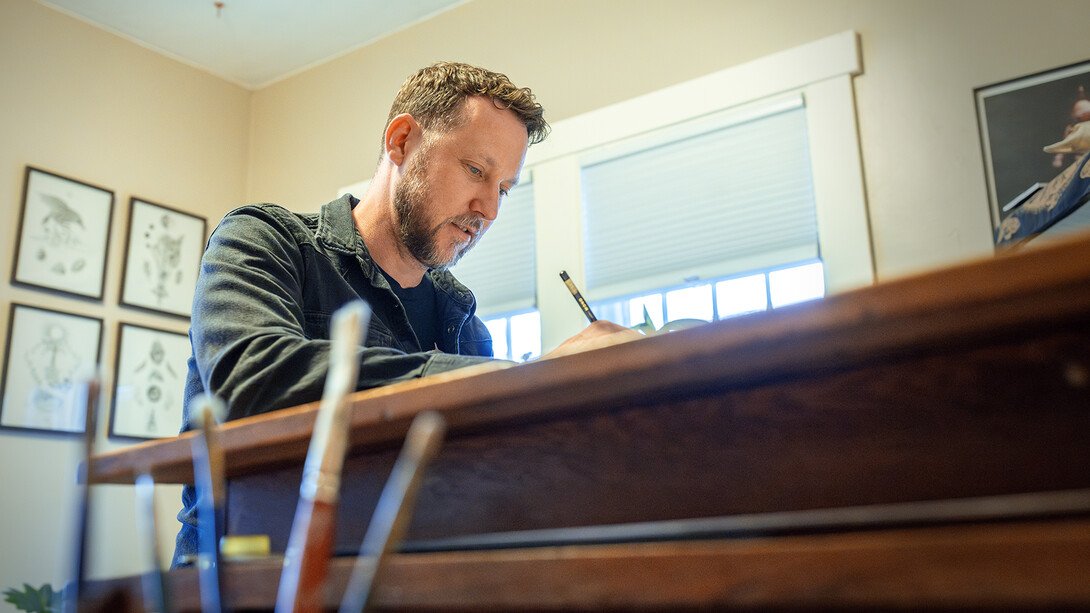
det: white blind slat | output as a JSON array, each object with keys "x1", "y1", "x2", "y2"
[{"x1": 581, "y1": 103, "x2": 818, "y2": 297}]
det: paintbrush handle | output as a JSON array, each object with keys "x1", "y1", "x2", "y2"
[
  {"x1": 275, "y1": 498, "x2": 337, "y2": 613},
  {"x1": 276, "y1": 301, "x2": 370, "y2": 613},
  {"x1": 338, "y1": 411, "x2": 446, "y2": 613}
]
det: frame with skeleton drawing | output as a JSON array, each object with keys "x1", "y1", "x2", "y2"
[
  {"x1": 119, "y1": 197, "x2": 206, "y2": 318},
  {"x1": 11, "y1": 166, "x2": 115, "y2": 300},
  {"x1": 0, "y1": 303, "x2": 103, "y2": 435},
  {"x1": 108, "y1": 322, "x2": 188, "y2": 440}
]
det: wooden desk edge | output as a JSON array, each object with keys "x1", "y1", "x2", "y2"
[
  {"x1": 87, "y1": 516, "x2": 1090, "y2": 611},
  {"x1": 90, "y1": 233, "x2": 1090, "y2": 485}
]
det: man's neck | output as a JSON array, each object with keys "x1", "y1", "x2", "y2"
[{"x1": 352, "y1": 180, "x2": 427, "y2": 289}]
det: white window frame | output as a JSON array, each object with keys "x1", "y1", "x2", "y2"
[{"x1": 525, "y1": 30, "x2": 872, "y2": 351}]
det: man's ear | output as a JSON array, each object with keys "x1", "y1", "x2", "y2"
[{"x1": 385, "y1": 113, "x2": 422, "y2": 167}]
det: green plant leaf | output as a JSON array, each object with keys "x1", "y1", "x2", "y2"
[{"x1": 3, "y1": 583, "x2": 56, "y2": 613}]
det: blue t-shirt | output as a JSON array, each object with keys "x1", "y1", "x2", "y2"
[{"x1": 379, "y1": 267, "x2": 439, "y2": 351}]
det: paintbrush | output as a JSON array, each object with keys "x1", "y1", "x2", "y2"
[
  {"x1": 189, "y1": 393, "x2": 228, "y2": 613},
  {"x1": 338, "y1": 410, "x2": 446, "y2": 613},
  {"x1": 134, "y1": 471, "x2": 170, "y2": 613},
  {"x1": 275, "y1": 300, "x2": 370, "y2": 613}
]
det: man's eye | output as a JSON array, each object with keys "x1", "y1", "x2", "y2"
[
  {"x1": 468, "y1": 165, "x2": 482, "y2": 176},
  {"x1": 499, "y1": 188, "x2": 510, "y2": 198}
]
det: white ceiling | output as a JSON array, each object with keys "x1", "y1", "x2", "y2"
[{"x1": 36, "y1": 0, "x2": 468, "y2": 89}]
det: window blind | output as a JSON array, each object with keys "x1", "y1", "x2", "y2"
[
  {"x1": 580, "y1": 98, "x2": 818, "y2": 299},
  {"x1": 449, "y1": 179, "x2": 535, "y2": 315}
]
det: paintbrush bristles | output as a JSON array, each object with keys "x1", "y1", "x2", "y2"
[{"x1": 188, "y1": 393, "x2": 227, "y2": 431}]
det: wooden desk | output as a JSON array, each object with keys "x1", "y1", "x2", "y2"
[{"x1": 90, "y1": 234, "x2": 1090, "y2": 610}]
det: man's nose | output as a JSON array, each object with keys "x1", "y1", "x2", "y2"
[{"x1": 471, "y1": 186, "x2": 501, "y2": 221}]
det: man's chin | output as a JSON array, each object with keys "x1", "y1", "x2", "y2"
[{"x1": 417, "y1": 247, "x2": 465, "y2": 271}]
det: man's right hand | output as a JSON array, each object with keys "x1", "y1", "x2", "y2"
[{"x1": 541, "y1": 320, "x2": 644, "y2": 360}]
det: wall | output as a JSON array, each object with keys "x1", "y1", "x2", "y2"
[
  {"x1": 4, "y1": 0, "x2": 1090, "y2": 606},
  {"x1": 0, "y1": 0, "x2": 250, "y2": 605},
  {"x1": 247, "y1": 0, "x2": 1090, "y2": 280}
]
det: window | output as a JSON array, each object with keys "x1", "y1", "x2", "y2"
[
  {"x1": 526, "y1": 31, "x2": 870, "y2": 352},
  {"x1": 580, "y1": 96, "x2": 818, "y2": 304},
  {"x1": 589, "y1": 260, "x2": 825, "y2": 330},
  {"x1": 482, "y1": 310, "x2": 542, "y2": 361}
]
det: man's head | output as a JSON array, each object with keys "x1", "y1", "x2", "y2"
[
  {"x1": 385, "y1": 62, "x2": 549, "y2": 155},
  {"x1": 381, "y1": 63, "x2": 548, "y2": 271}
]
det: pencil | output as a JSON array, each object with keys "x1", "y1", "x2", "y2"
[{"x1": 559, "y1": 270, "x2": 597, "y2": 323}]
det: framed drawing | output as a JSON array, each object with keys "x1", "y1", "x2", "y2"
[
  {"x1": 11, "y1": 166, "x2": 115, "y2": 299},
  {"x1": 975, "y1": 59, "x2": 1090, "y2": 241},
  {"x1": 0, "y1": 304, "x2": 103, "y2": 435},
  {"x1": 109, "y1": 322, "x2": 188, "y2": 440},
  {"x1": 119, "y1": 197, "x2": 207, "y2": 318}
]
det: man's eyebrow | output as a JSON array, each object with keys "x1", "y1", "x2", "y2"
[{"x1": 478, "y1": 153, "x2": 520, "y2": 186}]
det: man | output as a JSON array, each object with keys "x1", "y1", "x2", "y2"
[{"x1": 173, "y1": 62, "x2": 635, "y2": 564}]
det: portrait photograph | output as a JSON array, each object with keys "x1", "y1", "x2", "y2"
[
  {"x1": 11, "y1": 166, "x2": 115, "y2": 300},
  {"x1": 0, "y1": 304, "x2": 103, "y2": 435},
  {"x1": 119, "y1": 197, "x2": 207, "y2": 318},
  {"x1": 109, "y1": 322, "x2": 188, "y2": 440}
]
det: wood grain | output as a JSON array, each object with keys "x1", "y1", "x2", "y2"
[{"x1": 84, "y1": 517, "x2": 1090, "y2": 611}]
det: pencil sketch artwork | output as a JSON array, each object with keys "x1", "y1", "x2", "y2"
[
  {"x1": 13, "y1": 169, "x2": 113, "y2": 298},
  {"x1": 34, "y1": 194, "x2": 87, "y2": 273},
  {"x1": 111, "y1": 325, "x2": 188, "y2": 439},
  {"x1": 122, "y1": 199, "x2": 205, "y2": 317},
  {"x1": 1, "y1": 306, "x2": 101, "y2": 434},
  {"x1": 142, "y1": 214, "x2": 185, "y2": 304}
]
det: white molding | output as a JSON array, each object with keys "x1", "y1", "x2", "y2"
[
  {"x1": 527, "y1": 30, "x2": 861, "y2": 166},
  {"x1": 806, "y1": 74, "x2": 875, "y2": 292}
]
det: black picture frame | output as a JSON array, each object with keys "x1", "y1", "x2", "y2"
[
  {"x1": 108, "y1": 322, "x2": 189, "y2": 440},
  {"x1": 974, "y1": 59, "x2": 1090, "y2": 240},
  {"x1": 119, "y1": 197, "x2": 207, "y2": 318},
  {"x1": 11, "y1": 166, "x2": 115, "y2": 300},
  {"x1": 0, "y1": 303, "x2": 104, "y2": 435}
]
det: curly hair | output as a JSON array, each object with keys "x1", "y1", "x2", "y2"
[{"x1": 386, "y1": 62, "x2": 549, "y2": 150}]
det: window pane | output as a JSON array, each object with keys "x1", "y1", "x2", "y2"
[
  {"x1": 716, "y1": 274, "x2": 768, "y2": 318},
  {"x1": 769, "y1": 262, "x2": 825, "y2": 307},
  {"x1": 627, "y1": 294, "x2": 663, "y2": 329},
  {"x1": 665, "y1": 285, "x2": 713, "y2": 322},
  {"x1": 591, "y1": 300, "x2": 626, "y2": 328},
  {"x1": 509, "y1": 311, "x2": 542, "y2": 361},
  {"x1": 483, "y1": 317, "x2": 509, "y2": 360}
]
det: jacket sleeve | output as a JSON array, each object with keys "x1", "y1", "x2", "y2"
[{"x1": 189, "y1": 207, "x2": 497, "y2": 422}]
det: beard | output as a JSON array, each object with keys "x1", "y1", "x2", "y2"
[{"x1": 393, "y1": 142, "x2": 484, "y2": 270}]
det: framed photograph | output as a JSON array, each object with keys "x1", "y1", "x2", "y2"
[
  {"x1": 119, "y1": 197, "x2": 207, "y2": 318},
  {"x1": 975, "y1": 59, "x2": 1090, "y2": 239},
  {"x1": 0, "y1": 304, "x2": 103, "y2": 435},
  {"x1": 11, "y1": 166, "x2": 115, "y2": 300},
  {"x1": 109, "y1": 323, "x2": 189, "y2": 440}
]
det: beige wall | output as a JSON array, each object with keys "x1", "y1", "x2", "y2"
[
  {"x1": 249, "y1": 0, "x2": 1090, "y2": 280},
  {"x1": 0, "y1": 0, "x2": 250, "y2": 603},
  {"x1": 3, "y1": 0, "x2": 1090, "y2": 603}
]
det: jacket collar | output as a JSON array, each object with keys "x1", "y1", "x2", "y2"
[{"x1": 315, "y1": 193, "x2": 360, "y2": 255}]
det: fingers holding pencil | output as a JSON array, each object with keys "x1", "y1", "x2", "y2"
[{"x1": 547, "y1": 272, "x2": 642, "y2": 359}]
